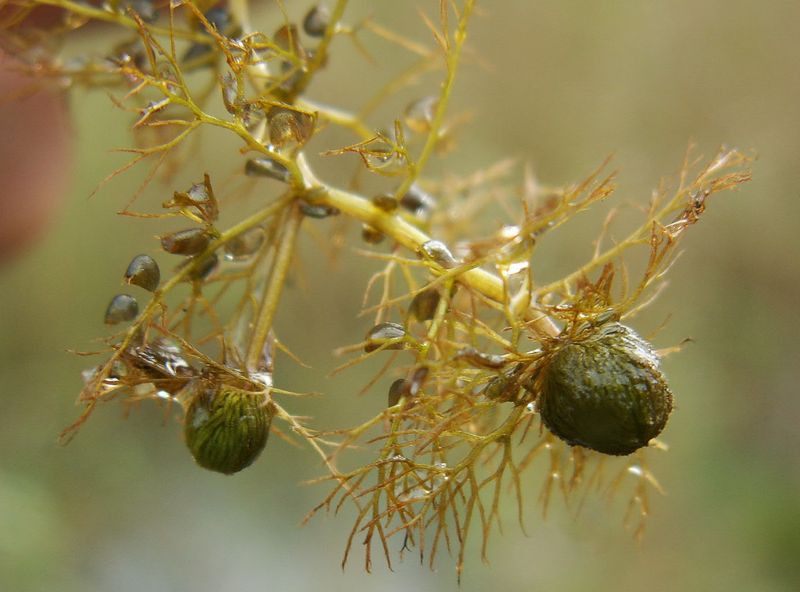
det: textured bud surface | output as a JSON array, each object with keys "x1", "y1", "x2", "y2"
[
  {"x1": 184, "y1": 383, "x2": 272, "y2": 474},
  {"x1": 536, "y1": 323, "x2": 673, "y2": 455}
]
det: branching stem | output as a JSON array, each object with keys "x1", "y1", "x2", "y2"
[
  {"x1": 34, "y1": 0, "x2": 212, "y2": 43},
  {"x1": 296, "y1": 155, "x2": 560, "y2": 338},
  {"x1": 245, "y1": 202, "x2": 304, "y2": 370},
  {"x1": 393, "y1": 0, "x2": 476, "y2": 200}
]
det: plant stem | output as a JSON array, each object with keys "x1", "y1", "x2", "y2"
[
  {"x1": 284, "y1": 0, "x2": 350, "y2": 101},
  {"x1": 35, "y1": 0, "x2": 211, "y2": 42},
  {"x1": 393, "y1": 0, "x2": 475, "y2": 200},
  {"x1": 245, "y1": 202, "x2": 304, "y2": 370},
  {"x1": 296, "y1": 155, "x2": 560, "y2": 338},
  {"x1": 297, "y1": 98, "x2": 375, "y2": 141}
]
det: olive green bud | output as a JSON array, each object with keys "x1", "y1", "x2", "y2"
[
  {"x1": 300, "y1": 203, "x2": 340, "y2": 218},
  {"x1": 535, "y1": 323, "x2": 673, "y2": 456},
  {"x1": 187, "y1": 253, "x2": 219, "y2": 281},
  {"x1": 361, "y1": 224, "x2": 385, "y2": 245},
  {"x1": 183, "y1": 382, "x2": 273, "y2": 475},
  {"x1": 124, "y1": 254, "x2": 160, "y2": 292},
  {"x1": 303, "y1": 4, "x2": 330, "y2": 37},
  {"x1": 371, "y1": 194, "x2": 399, "y2": 213},
  {"x1": 388, "y1": 378, "x2": 408, "y2": 407},
  {"x1": 409, "y1": 288, "x2": 441, "y2": 321},
  {"x1": 244, "y1": 157, "x2": 291, "y2": 183},
  {"x1": 400, "y1": 184, "x2": 436, "y2": 219},
  {"x1": 160, "y1": 228, "x2": 211, "y2": 255},
  {"x1": 104, "y1": 294, "x2": 139, "y2": 325}
]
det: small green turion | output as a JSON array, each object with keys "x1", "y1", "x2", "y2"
[
  {"x1": 124, "y1": 254, "x2": 160, "y2": 292},
  {"x1": 534, "y1": 322, "x2": 673, "y2": 456},
  {"x1": 409, "y1": 288, "x2": 441, "y2": 322},
  {"x1": 160, "y1": 228, "x2": 211, "y2": 255},
  {"x1": 104, "y1": 293, "x2": 139, "y2": 325},
  {"x1": 183, "y1": 381, "x2": 273, "y2": 475}
]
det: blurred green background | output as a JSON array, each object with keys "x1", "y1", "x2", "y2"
[{"x1": 2, "y1": 1, "x2": 799, "y2": 590}]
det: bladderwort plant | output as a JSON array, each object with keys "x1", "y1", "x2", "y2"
[{"x1": 2, "y1": 0, "x2": 751, "y2": 579}]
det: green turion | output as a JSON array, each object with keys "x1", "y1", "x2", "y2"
[
  {"x1": 534, "y1": 322, "x2": 673, "y2": 456},
  {"x1": 183, "y1": 381, "x2": 273, "y2": 474}
]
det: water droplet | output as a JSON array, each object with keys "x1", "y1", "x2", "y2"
[
  {"x1": 498, "y1": 225, "x2": 521, "y2": 240},
  {"x1": 223, "y1": 227, "x2": 266, "y2": 261},
  {"x1": 503, "y1": 260, "x2": 530, "y2": 275},
  {"x1": 249, "y1": 371, "x2": 273, "y2": 389},
  {"x1": 420, "y1": 240, "x2": 459, "y2": 269},
  {"x1": 268, "y1": 106, "x2": 315, "y2": 149},
  {"x1": 82, "y1": 359, "x2": 128, "y2": 392},
  {"x1": 362, "y1": 144, "x2": 406, "y2": 175},
  {"x1": 398, "y1": 486, "x2": 431, "y2": 502},
  {"x1": 627, "y1": 465, "x2": 644, "y2": 477},
  {"x1": 80, "y1": 367, "x2": 97, "y2": 385},
  {"x1": 404, "y1": 96, "x2": 438, "y2": 134},
  {"x1": 155, "y1": 390, "x2": 175, "y2": 401},
  {"x1": 131, "y1": 338, "x2": 193, "y2": 378},
  {"x1": 245, "y1": 157, "x2": 291, "y2": 183},
  {"x1": 118, "y1": 0, "x2": 158, "y2": 23}
]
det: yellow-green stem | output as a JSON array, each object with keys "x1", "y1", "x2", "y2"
[
  {"x1": 393, "y1": 0, "x2": 475, "y2": 200},
  {"x1": 296, "y1": 156, "x2": 559, "y2": 338},
  {"x1": 35, "y1": 0, "x2": 212, "y2": 43},
  {"x1": 245, "y1": 203, "x2": 304, "y2": 370}
]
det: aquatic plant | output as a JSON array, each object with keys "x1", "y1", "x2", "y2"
[{"x1": 2, "y1": 0, "x2": 751, "y2": 578}]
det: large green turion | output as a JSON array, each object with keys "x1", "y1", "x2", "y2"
[
  {"x1": 183, "y1": 381, "x2": 273, "y2": 475},
  {"x1": 535, "y1": 322, "x2": 673, "y2": 456}
]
